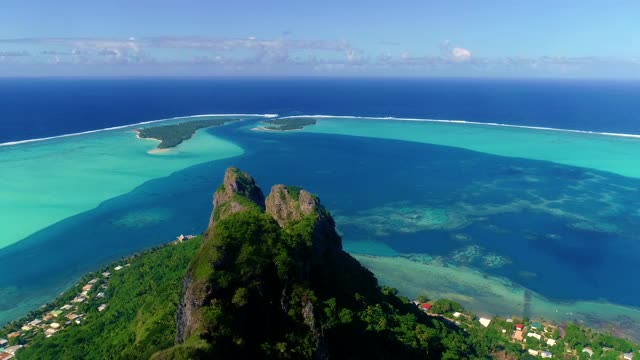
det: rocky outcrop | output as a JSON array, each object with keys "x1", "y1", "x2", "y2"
[
  {"x1": 208, "y1": 167, "x2": 265, "y2": 228},
  {"x1": 177, "y1": 167, "x2": 265, "y2": 344},
  {"x1": 173, "y1": 168, "x2": 375, "y2": 358},
  {"x1": 265, "y1": 185, "x2": 319, "y2": 227},
  {"x1": 175, "y1": 272, "x2": 202, "y2": 344},
  {"x1": 266, "y1": 185, "x2": 342, "y2": 260}
]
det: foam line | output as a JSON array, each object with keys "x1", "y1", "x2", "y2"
[
  {"x1": 0, "y1": 114, "x2": 278, "y2": 147},
  {"x1": 278, "y1": 115, "x2": 640, "y2": 139}
]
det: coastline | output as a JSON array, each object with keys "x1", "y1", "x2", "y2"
[
  {"x1": 298, "y1": 116, "x2": 640, "y2": 179},
  {"x1": 0, "y1": 113, "x2": 277, "y2": 148},
  {"x1": 354, "y1": 253, "x2": 640, "y2": 340},
  {"x1": 250, "y1": 126, "x2": 304, "y2": 132},
  {"x1": 3, "y1": 112, "x2": 640, "y2": 341},
  {"x1": 278, "y1": 114, "x2": 640, "y2": 140},
  {"x1": 3, "y1": 238, "x2": 639, "y2": 358},
  {"x1": 133, "y1": 130, "x2": 170, "y2": 155},
  {"x1": 4, "y1": 112, "x2": 640, "y2": 149}
]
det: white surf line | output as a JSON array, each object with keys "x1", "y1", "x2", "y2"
[
  {"x1": 0, "y1": 113, "x2": 279, "y2": 147},
  {"x1": 278, "y1": 114, "x2": 640, "y2": 140}
]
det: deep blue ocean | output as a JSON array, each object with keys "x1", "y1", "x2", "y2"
[
  {"x1": 1, "y1": 78, "x2": 640, "y2": 334},
  {"x1": 2, "y1": 78, "x2": 640, "y2": 143}
]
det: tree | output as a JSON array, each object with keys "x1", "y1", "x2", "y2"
[
  {"x1": 564, "y1": 323, "x2": 589, "y2": 349},
  {"x1": 430, "y1": 299, "x2": 463, "y2": 315}
]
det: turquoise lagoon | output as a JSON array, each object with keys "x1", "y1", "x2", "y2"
[
  {"x1": 2, "y1": 115, "x2": 640, "y2": 339},
  {"x1": 0, "y1": 115, "x2": 268, "y2": 249},
  {"x1": 298, "y1": 116, "x2": 640, "y2": 178}
]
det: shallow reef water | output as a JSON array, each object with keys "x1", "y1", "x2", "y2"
[{"x1": 1, "y1": 117, "x2": 640, "y2": 340}]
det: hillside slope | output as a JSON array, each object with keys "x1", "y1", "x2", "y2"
[
  {"x1": 154, "y1": 167, "x2": 480, "y2": 359},
  {"x1": 16, "y1": 167, "x2": 488, "y2": 360}
]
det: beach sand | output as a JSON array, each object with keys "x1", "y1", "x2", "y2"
[{"x1": 148, "y1": 148, "x2": 171, "y2": 154}]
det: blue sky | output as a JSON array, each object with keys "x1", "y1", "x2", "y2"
[{"x1": 1, "y1": 0, "x2": 639, "y2": 77}]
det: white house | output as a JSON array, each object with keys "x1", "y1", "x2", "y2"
[
  {"x1": 623, "y1": 353, "x2": 634, "y2": 360},
  {"x1": 528, "y1": 349, "x2": 539, "y2": 356},
  {"x1": 541, "y1": 350, "x2": 552, "y2": 358},
  {"x1": 2, "y1": 345, "x2": 23, "y2": 355},
  {"x1": 479, "y1": 317, "x2": 491, "y2": 327},
  {"x1": 527, "y1": 332, "x2": 542, "y2": 340},
  {"x1": 546, "y1": 338, "x2": 556, "y2": 346}
]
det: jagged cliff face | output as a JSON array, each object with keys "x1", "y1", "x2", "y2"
[
  {"x1": 209, "y1": 167, "x2": 265, "y2": 227},
  {"x1": 266, "y1": 185, "x2": 342, "y2": 260},
  {"x1": 177, "y1": 167, "x2": 266, "y2": 344},
  {"x1": 265, "y1": 185, "x2": 319, "y2": 227},
  {"x1": 168, "y1": 167, "x2": 378, "y2": 359}
]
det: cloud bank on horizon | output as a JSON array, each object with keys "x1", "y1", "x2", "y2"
[
  {"x1": 2, "y1": 35, "x2": 638, "y2": 78},
  {"x1": 2, "y1": 0, "x2": 640, "y2": 78}
]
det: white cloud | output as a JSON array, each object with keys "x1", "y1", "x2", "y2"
[
  {"x1": 1, "y1": 37, "x2": 639, "y2": 78},
  {"x1": 451, "y1": 47, "x2": 472, "y2": 62}
]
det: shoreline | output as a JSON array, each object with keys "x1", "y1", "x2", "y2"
[
  {"x1": 278, "y1": 114, "x2": 640, "y2": 140},
  {"x1": 0, "y1": 113, "x2": 277, "y2": 148},
  {"x1": 134, "y1": 118, "x2": 239, "y2": 150},
  {"x1": 353, "y1": 253, "x2": 640, "y2": 340},
  {"x1": 4, "y1": 113, "x2": 640, "y2": 148},
  {"x1": 250, "y1": 126, "x2": 304, "y2": 132},
  {"x1": 133, "y1": 130, "x2": 170, "y2": 154}
]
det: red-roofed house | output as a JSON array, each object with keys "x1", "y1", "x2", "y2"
[
  {"x1": 420, "y1": 303, "x2": 432, "y2": 311},
  {"x1": 515, "y1": 324, "x2": 524, "y2": 331}
]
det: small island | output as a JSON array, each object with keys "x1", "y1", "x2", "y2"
[
  {"x1": 261, "y1": 117, "x2": 317, "y2": 131},
  {"x1": 136, "y1": 118, "x2": 239, "y2": 149}
]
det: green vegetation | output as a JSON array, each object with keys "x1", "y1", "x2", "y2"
[
  {"x1": 6, "y1": 168, "x2": 640, "y2": 360},
  {"x1": 13, "y1": 238, "x2": 202, "y2": 360},
  {"x1": 562, "y1": 322, "x2": 636, "y2": 358},
  {"x1": 137, "y1": 118, "x2": 239, "y2": 149},
  {"x1": 429, "y1": 299, "x2": 463, "y2": 315},
  {"x1": 162, "y1": 211, "x2": 489, "y2": 359},
  {"x1": 285, "y1": 185, "x2": 302, "y2": 201},
  {"x1": 262, "y1": 117, "x2": 317, "y2": 131}
]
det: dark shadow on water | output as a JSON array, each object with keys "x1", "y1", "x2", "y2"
[{"x1": 2, "y1": 121, "x2": 640, "y2": 324}]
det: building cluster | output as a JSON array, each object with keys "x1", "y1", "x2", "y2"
[
  {"x1": 414, "y1": 300, "x2": 638, "y2": 359},
  {"x1": 0, "y1": 235, "x2": 197, "y2": 358},
  {"x1": 0, "y1": 264, "x2": 128, "y2": 358},
  {"x1": 510, "y1": 321, "x2": 556, "y2": 358}
]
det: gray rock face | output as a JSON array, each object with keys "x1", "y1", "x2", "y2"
[
  {"x1": 175, "y1": 273, "x2": 202, "y2": 343},
  {"x1": 175, "y1": 168, "x2": 347, "y2": 355},
  {"x1": 266, "y1": 185, "x2": 342, "y2": 260},
  {"x1": 265, "y1": 185, "x2": 315, "y2": 227},
  {"x1": 208, "y1": 167, "x2": 265, "y2": 228},
  {"x1": 177, "y1": 167, "x2": 265, "y2": 344}
]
